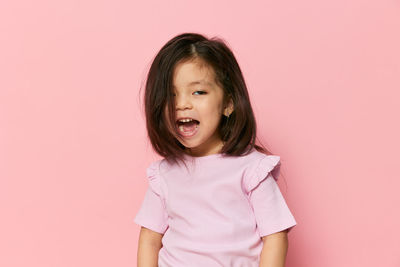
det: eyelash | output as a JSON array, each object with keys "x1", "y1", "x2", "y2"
[
  {"x1": 194, "y1": 90, "x2": 207, "y2": 95},
  {"x1": 172, "y1": 91, "x2": 207, "y2": 96}
]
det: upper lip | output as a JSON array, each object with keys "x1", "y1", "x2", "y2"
[{"x1": 176, "y1": 117, "x2": 199, "y2": 123}]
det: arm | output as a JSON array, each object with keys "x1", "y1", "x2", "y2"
[
  {"x1": 137, "y1": 226, "x2": 163, "y2": 267},
  {"x1": 259, "y1": 229, "x2": 289, "y2": 267}
]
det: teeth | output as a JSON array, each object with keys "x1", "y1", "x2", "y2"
[{"x1": 178, "y1": 118, "x2": 194, "y2": 123}]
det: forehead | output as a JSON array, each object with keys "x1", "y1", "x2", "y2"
[{"x1": 172, "y1": 59, "x2": 216, "y2": 88}]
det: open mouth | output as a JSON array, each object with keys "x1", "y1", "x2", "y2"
[{"x1": 176, "y1": 119, "x2": 200, "y2": 137}]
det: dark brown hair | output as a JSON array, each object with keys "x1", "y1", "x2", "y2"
[{"x1": 141, "y1": 32, "x2": 273, "y2": 169}]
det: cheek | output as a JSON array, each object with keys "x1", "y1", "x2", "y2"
[
  {"x1": 203, "y1": 105, "x2": 223, "y2": 124},
  {"x1": 200, "y1": 99, "x2": 223, "y2": 113},
  {"x1": 209, "y1": 101, "x2": 223, "y2": 115}
]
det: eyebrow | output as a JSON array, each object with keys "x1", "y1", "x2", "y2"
[
  {"x1": 172, "y1": 80, "x2": 213, "y2": 90},
  {"x1": 187, "y1": 80, "x2": 213, "y2": 86},
  {"x1": 172, "y1": 80, "x2": 213, "y2": 88}
]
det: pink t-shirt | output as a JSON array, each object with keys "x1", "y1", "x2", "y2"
[{"x1": 134, "y1": 148, "x2": 297, "y2": 266}]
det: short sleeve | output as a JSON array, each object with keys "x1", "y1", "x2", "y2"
[
  {"x1": 245, "y1": 155, "x2": 297, "y2": 237},
  {"x1": 133, "y1": 161, "x2": 169, "y2": 234}
]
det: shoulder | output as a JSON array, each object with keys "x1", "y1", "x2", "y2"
[
  {"x1": 146, "y1": 157, "x2": 172, "y2": 173},
  {"x1": 239, "y1": 149, "x2": 280, "y2": 171},
  {"x1": 243, "y1": 148, "x2": 280, "y2": 163},
  {"x1": 146, "y1": 159, "x2": 163, "y2": 178}
]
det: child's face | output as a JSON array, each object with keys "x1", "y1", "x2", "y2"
[{"x1": 165, "y1": 58, "x2": 231, "y2": 157}]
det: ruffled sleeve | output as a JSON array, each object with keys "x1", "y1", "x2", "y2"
[
  {"x1": 146, "y1": 160, "x2": 164, "y2": 198},
  {"x1": 244, "y1": 154, "x2": 281, "y2": 194},
  {"x1": 244, "y1": 154, "x2": 297, "y2": 237},
  {"x1": 133, "y1": 160, "x2": 169, "y2": 234}
]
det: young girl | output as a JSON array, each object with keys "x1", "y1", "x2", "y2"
[{"x1": 134, "y1": 32, "x2": 297, "y2": 267}]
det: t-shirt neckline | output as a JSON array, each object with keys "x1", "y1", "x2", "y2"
[{"x1": 183, "y1": 152, "x2": 223, "y2": 161}]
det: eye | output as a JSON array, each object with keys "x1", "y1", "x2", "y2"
[{"x1": 194, "y1": 90, "x2": 207, "y2": 95}]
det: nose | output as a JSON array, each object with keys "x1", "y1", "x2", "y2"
[{"x1": 175, "y1": 94, "x2": 192, "y2": 110}]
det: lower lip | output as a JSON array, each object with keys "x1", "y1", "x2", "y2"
[{"x1": 177, "y1": 123, "x2": 199, "y2": 138}]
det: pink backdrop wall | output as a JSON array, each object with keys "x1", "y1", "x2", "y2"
[{"x1": 1, "y1": 0, "x2": 399, "y2": 266}]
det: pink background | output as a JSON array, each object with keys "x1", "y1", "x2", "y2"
[{"x1": 1, "y1": 0, "x2": 399, "y2": 266}]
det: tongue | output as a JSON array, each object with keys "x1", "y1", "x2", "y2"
[{"x1": 182, "y1": 121, "x2": 197, "y2": 132}]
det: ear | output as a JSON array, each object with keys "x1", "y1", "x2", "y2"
[{"x1": 223, "y1": 96, "x2": 234, "y2": 116}]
